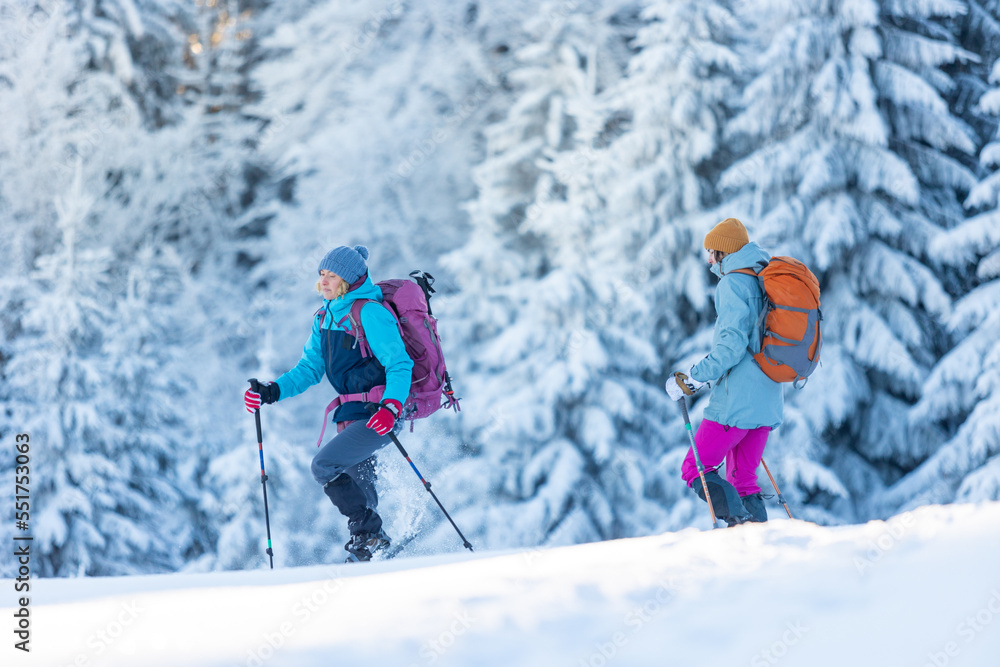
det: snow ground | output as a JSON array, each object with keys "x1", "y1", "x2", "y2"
[{"x1": 4, "y1": 502, "x2": 1000, "y2": 667}]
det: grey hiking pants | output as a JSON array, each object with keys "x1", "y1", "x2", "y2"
[{"x1": 312, "y1": 420, "x2": 395, "y2": 536}]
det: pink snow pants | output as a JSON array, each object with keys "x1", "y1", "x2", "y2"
[{"x1": 681, "y1": 419, "x2": 771, "y2": 497}]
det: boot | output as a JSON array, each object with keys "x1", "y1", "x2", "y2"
[
  {"x1": 692, "y1": 471, "x2": 753, "y2": 526},
  {"x1": 740, "y1": 492, "x2": 768, "y2": 523},
  {"x1": 344, "y1": 528, "x2": 392, "y2": 563}
]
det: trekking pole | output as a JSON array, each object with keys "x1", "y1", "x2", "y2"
[
  {"x1": 388, "y1": 431, "x2": 474, "y2": 552},
  {"x1": 678, "y1": 396, "x2": 720, "y2": 529},
  {"x1": 761, "y1": 457, "x2": 793, "y2": 519},
  {"x1": 248, "y1": 379, "x2": 275, "y2": 569}
]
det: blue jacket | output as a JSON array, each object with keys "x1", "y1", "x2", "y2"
[
  {"x1": 690, "y1": 242, "x2": 783, "y2": 430},
  {"x1": 275, "y1": 277, "x2": 414, "y2": 422}
]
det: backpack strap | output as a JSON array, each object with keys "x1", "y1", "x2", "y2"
[
  {"x1": 730, "y1": 255, "x2": 768, "y2": 277},
  {"x1": 349, "y1": 294, "x2": 407, "y2": 360},
  {"x1": 731, "y1": 265, "x2": 767, "y2": 303},
  {"x1": 346, "y1": 299, "x2": 376, "y2": 359},
  {"x1": 325, "y1": 298, "x2": 383, "y2": 359},
  {"x1": 315, "y1": 304, "x2": 329, "y2": 328},
  {"x1": 730, "y1": 266, "x2": 769, "y2": 353}
]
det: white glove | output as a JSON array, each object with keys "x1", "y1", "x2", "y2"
[{"x1": 665, "y1": 369, "x2": 706, "y2": 401}]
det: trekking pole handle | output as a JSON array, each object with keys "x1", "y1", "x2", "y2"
[{"x1": 248, "y1": 378, "x2": 264, "y2": 444}]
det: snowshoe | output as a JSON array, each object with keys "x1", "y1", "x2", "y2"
[
  {"x1": 344, "y1": 529, "x2": 392, "y2": 563},
  {"x1": 740, "y1": 492, "x2": 768, "y2": 523},
  {"x1": 371, "y1": 533, "x2": 418, "y2": 561},
  {"x1": 693, "y1": 471, "x2": 753, "y2": 526}
]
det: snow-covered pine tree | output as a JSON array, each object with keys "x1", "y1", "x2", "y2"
[
  {"x1": 0, "y1": 1, "x2": 272, "y2": 574},
  {"x1": 0, "y1": 4, "x2": 161, "y2": 576},
  {"x1": 0, "y1": 161, "x2": 204, "y2": 576},
  {"x1": 881, "y1": 0, "x2": 1000, "y2": 510},
  {"x1": 247, "y1": 0, "x2": 519, "y2": 279},
  {"x1": 717, "y1": 0, "x2": 977, "y2": 523},
  {"x1": 440, "y1": 1, "x2": 665, "y2": 549}
]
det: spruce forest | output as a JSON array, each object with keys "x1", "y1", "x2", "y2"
[{"x1": 1, "y1": 0, "x2": 998, "y2": 576}]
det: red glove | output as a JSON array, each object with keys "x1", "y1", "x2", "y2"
[
  {"x1": 244, "y1": 389, "x2": 261, "y2": 413},
  {"x1": 366, "y1": 399, "x2": 402, "y2": 435}
]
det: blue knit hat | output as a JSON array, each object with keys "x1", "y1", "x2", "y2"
[{"x1": 318, "y1": 245, "x2": 370, "y2": 284}]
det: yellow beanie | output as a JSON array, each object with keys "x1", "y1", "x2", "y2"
[{"x1": 704, "y1": 217, "x2": 749, "y2": 254}]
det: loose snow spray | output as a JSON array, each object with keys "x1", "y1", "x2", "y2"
[{"x1": 386, "y1": 431, "x2": 474, "y2": 553}]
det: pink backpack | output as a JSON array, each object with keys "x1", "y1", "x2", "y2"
[{"x1": 317, "y1": 271, "x2": 460, "y2": 442}]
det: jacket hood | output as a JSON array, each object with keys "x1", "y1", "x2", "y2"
[
  {"x1": 712, "y1": 241, "x2": 771, "y2": 278},
  {"x1": 320, "y1": 275, "x2": 383, "y2": 327}
]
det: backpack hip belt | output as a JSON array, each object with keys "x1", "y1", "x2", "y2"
[{"x1": 316, "y1": 387, "x2": 387, "y2": 447}]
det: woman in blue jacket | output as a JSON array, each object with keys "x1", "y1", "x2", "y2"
[
  {"x1": 666, "y1": 218, "x2": 783, "y2": 526},
  {"x1": 244, "y1": 245, "x2": 413, "y2": 561}
]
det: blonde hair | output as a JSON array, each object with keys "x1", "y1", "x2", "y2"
[{"x1": 316, "y1": 276, "x2": 349, "y2": 300}]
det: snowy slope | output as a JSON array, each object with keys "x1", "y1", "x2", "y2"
[{"x1": 5, "y1": 502, "x2": 1000, "y2": 667}]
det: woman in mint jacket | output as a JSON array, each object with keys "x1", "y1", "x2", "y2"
[
  {"x1": 667, "y1": 218, "x2": 783, "y2": 526},
  {"x1": 244, "y1": 245, "x2": 413, "y2": 561}
]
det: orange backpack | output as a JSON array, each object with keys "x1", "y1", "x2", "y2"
[{"x1": 732, "y1": 257, "x2": 822, "y2": 387}]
